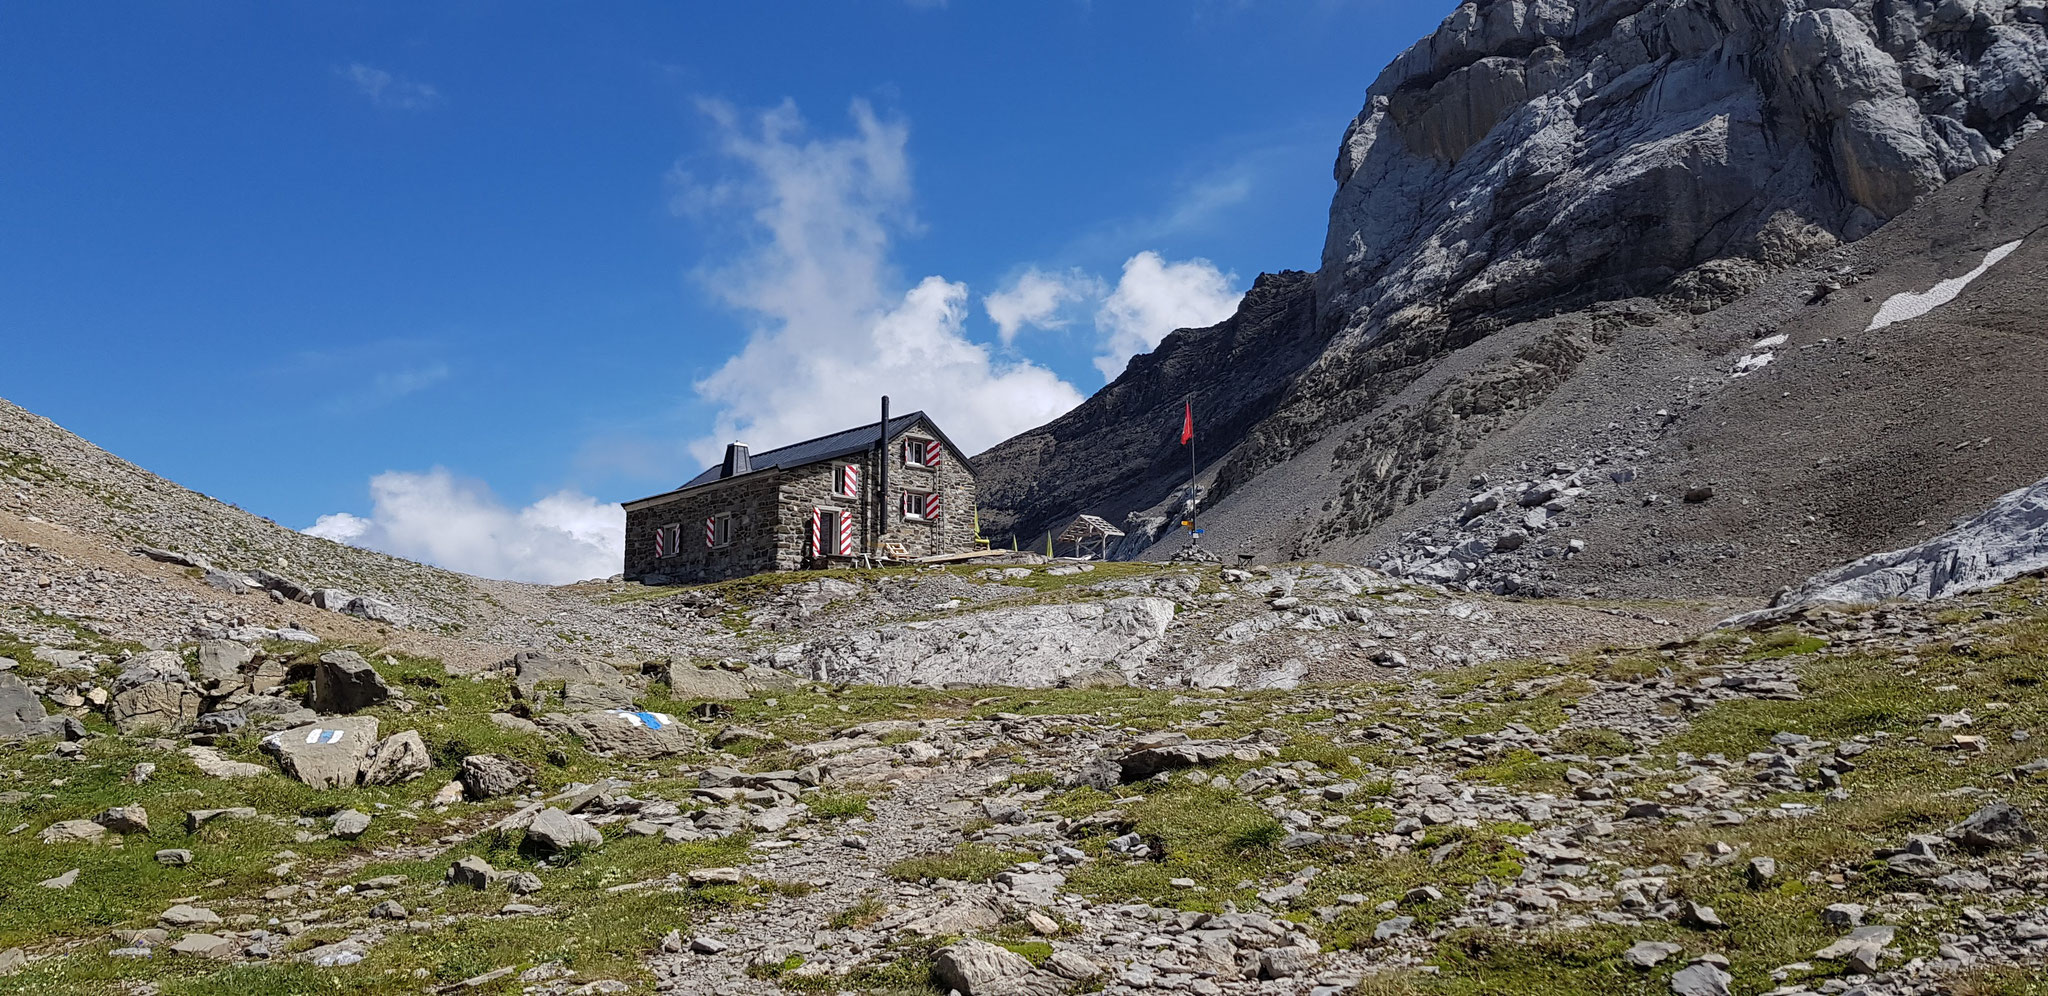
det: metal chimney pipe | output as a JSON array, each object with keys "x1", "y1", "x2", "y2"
[{"x1": 876, "y1": 395, "x2": 890, "y2": 551}]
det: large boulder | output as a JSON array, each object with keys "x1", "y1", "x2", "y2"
[
  {"x1": 194, "y1": 640, "x2": 254, "y2": 693},
  {"x1": 507, "y1": 652, "x2": 633, "y2": 710},
  {"x1": 261, "y1": 717, "x2": 379, "y2": 789},
  {"x1": 247, "y1": 569, "x2": 313, "y2": 604},
  {"x1": 341, "y1": 595, "x2": 409, "y2": 627},
  {"x1": 0, "y1": 673, "x2": 80, "y2": 741},
  {"x1": 523, "y1": 808, "x2": 602, "y2": 854},
  {"x1": 361, "y1": 730, "x2": 431, "y2": 785},
  {"x1": 543, "y1": 709, "x2": 694, "y2": 759},
  {"x1": 1119, "y1": 740, "x2": 1250, "y2": 782},
  {"x1": 108, "y1": 652, "x2": 203, "y2": 734},
  {"x1": 932, "y1": 938, "x2": 1051, "y2": 996},
  {"x1": 785, "y1": 597, "x2": 1176, "y2": 687},
  {"x1": 656, "y1": 660, "x2": 749, "y2": 701},
  {"x1": 457, "y1": 754, "x2": 533, "y2": 799},
  {"x1": 310, "y1": 651, "x2": 390, "y2": 713},
  {"x1": 1950, "y1": 802, "x2": 2038, "y2": 854}
]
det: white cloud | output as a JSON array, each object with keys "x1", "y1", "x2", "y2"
[
  {"x1": 306, "y1": 469, "x2": 623, "y2": 585},
  {"x1": 342, "y1": 63, "x2": 442, "y2": 111},
  {"x1": 681, "y1": 99, "x2": 1087, "y2": 462},
  {"x1": 1092, "y1": 251, "x2": 1242, "y2": 380},
  {"x1": 983, "y1": 267, "x2": 1105, "y2": 345}
]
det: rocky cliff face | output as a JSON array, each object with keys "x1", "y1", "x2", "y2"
[
  {"x1": 977, "y1": 0, "x2": 2048, "y2": 599},
  {"x1": 974, "y1": 271, "x2": 1322, "y2": 549}
]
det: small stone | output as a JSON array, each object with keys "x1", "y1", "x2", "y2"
[
  {"x1": 1821, "y1": 903, "x2": 1866, "y2": 927},
  {"x1": 159, "y1": 904, "x2": 221, "y2": 927},
  {"x1": 689, "y1": 867, "x2": 744, "y2": 886},
  {"x1": 689, "y1": 936, "x2": 728, "y2": 955},
  {"x1": 330, "y1": 809, "x2": 371, "y2": 840},
  {"x1": 458, "y1": 754, "x2": 534, "y2": 800},
  {"x1": 448, "y1": 856, "x2": 496, "y2": 890},
  {"x1": 1746, "y1": 856, "x2": 1777, "y2": 887},
  {"x1": 38, "y1": 820, "x2": 107, "y2": 845},
  {"x1": 522, "y1": 808, "x2": 601, "y2": 854},
  {"x1": 155, "y1": 849, "x2": 193, "y2": 867},
  {"x1": 1373, "y1": 916, "x2": 1416, "y2": 942},
  {"x1": 39, "y1": 869, "x2": 78, "y2": 890},
  {"x1": 368, "y1": 900, "x2": 407, "y2": 920},
  {"x1": 1026, "y1": 911, "x2": 1061, "y2": 936},
  {"x1": 1625, "y1": 941, "x2": 1682, "y2": 968},
  {"x1": 1668, "y1": 962, "x2": 1732, "y2": 996},
  {"x1": 1682, "y1": 902, "x2": 1727, "y2": 930},
  {"x1": 169, "y1": 933, "x2": 235, "y2": 960}
]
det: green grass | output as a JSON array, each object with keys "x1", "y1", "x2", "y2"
[
  {"x1": 888, "y1": 843, "x2": 1032, "y2": 883},
  {"x1": 1457, "y1": 748, "x2": 1570, "y2": 788},
  {"x1": 807, "y1": 791, "x2": 873, "y2": 821},
  {"x1": 827, "y1": 893, "x2": 889, "y2": 930},
  {"x1": 1060, "y1": 783, "x2": 1304, "y2": 911},
  {"x1": 1354, "y1": 926, "x2": 1674, "y2": 996}
]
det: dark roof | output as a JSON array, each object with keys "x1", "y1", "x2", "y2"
[
  {"x1": 677, "y1": 411, "x2": 923, "y2": 489},
  {"x1": 625, "y1": 411, "x2": 979, "y2": 507}
]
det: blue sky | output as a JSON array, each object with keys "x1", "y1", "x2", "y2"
[{"x1": 1, "y1": 1, "x2": 1454, "y2": 582}]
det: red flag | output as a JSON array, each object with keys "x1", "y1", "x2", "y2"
[{"x1": 1180, "y1": 401, "x2": 1194, "y2": 446}]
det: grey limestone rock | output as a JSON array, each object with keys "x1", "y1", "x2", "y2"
[
  {"x1": 310, "y1": 650, "x2": 390, "y2": 713},
  {"x1": 787, "y1": 596, "x2": 1175, "y2": 687},
  {"x1": 657, "y1": 659, "x2": 749, "y2": 702},
  {"x1": 932, "y1": 938, "x2": 1038, "y2": 996},
  {"x1": 458, "y1": 753, "x2": 534, "y2": 799},
  {"x1": 0, "y1": 673, "x2": 79, "y2": 741},
  {"x1": 447, "y1": 856, "x2": 496, "y2": 889},
  {"x1": 523, "y1": 808, "x2": 601, "y2": 854},
  {"x1": 1744, "y1": 476, "x2": 2048, "y2": 617},
  {"x1": 543, "y1": 709, "x2": 696, "y2": 759},
  {"x1": 193, "y1": 640, "x2": 253, "y2": 692},
  {"x1": 1669, "y1": 961, "x2": 1733, "y2": 996},
  {"x1": 261, "y1": 716, "x2": 379, "y2": 789},
  {"x1": 361, "y1": 730, "x2": 431, "y2": 785},
  {"x1": 108, "y1": 651, "x2": 202, "y2": 734},
  {"x1": 330, "y1": 809, "x2": 371, "y2": 840}
]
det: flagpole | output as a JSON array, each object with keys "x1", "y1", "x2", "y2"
[{"x1": 1187, "y1": 393, "x2": 1196, "y2": 538}]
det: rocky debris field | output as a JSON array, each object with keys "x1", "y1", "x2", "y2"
[
  {"x1": 4, "y1": 559, "x2": 2048, "y2": 995},
  {"x1": 3, "y1": 386, "x2": 1708, "y2": 694}
]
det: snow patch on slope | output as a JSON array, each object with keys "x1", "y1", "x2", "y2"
[{"x1": 1867, "y1": 241, "x2": 2024, "y2": 331}]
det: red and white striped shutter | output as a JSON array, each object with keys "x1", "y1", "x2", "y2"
[
  {"x1": 900, "y1": 491, "x2": 913, "y2": 517},
  {"x1": 924, "y1": 439, "x2": 942, "y2": 467},
  {"x1": 705, "y1": 518, "x2": 716, "y2": 548},
  {"x1": 839, "y1": 463, "x2": 859, "y2": 495},
  {"x1": 837, "y1": 511, "x2": 854, "y2": 555},
  {"x1": 653, "y1": 526, "x2": 667, "y2": 558},
  {"x1": 902, "y1": 439, "x2": 915, "y2": 465},
  {"x1": 810, "y1": 509, "x2": 822, "y2": 556},
  {"x1": 925, "y1": 492, "x2": 942, "y2": 519}
]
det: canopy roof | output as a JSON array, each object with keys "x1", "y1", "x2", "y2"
[{"x1": 1057, "y1": 513, "x2": 1126, "y2": 544}]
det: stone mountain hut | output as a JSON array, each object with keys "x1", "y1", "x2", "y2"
[{"x1": 621, "y1": 398, "x2": 979, "y2": 584}]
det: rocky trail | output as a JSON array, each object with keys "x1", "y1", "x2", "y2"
[{"x1": 8, "y1": 563, "x2": 2047, "y2": 996}]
